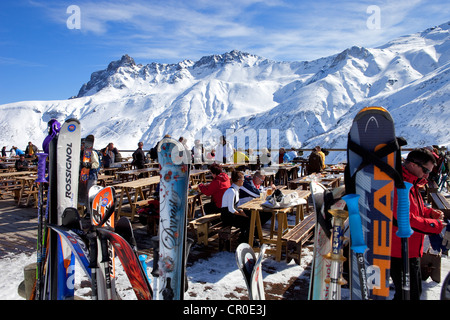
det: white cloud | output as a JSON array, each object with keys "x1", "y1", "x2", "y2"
[{"x1": 31, "y1": 0, "x2": 450, "y2": 63}]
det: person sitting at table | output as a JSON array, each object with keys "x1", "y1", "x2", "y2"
[
  {"x1": 197, "y1": 163, "x2": 231, "y2": 214},
  {"x1": 238, "y1": 171, "x2": 275, "y2": 206},
  {"x1": 287, "y1": 147, "x2": 298, "y2": 160},
  {"x1": 15, "y1": 154, "x2": 29, "y2": 171},
  {"x1": 239, "y1": 171, "x2": 274, "y2": 229},
  {"x1": 14, "y1": 147, "x2": 25, "y2": 157},
  {"x1": 1, "y1": 146, "x2": 7, "y2": 158},
  {"x1": 277, "y1": 147, "x2": 293, "y2": 164},
  {"x1": 306, "y1": 146, "x2": 325, "y2": 174},
  {"x1": 220, "y1": 170, "x2": 249, "y2": 243}
]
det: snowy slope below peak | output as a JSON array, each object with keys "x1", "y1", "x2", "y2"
[{"x1": 0, "y1": 22, "x2": 449, "y2": 158}]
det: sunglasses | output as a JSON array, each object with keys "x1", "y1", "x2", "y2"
[{"x1": 410, "y1": 160, "x2": 431, "y2": 174}]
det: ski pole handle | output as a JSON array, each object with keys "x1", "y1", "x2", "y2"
[
  {"x1": 35, "y1": 153, "x2": 48, "y2": 183},
  {"x1": 396, "y1": 182, "x2": 414, "y2": 238},
  {"x1": 343, "y1": 194, "x2": 367, "y2": 254},
  {"x1": 139, "y1": 254, "x2": 151, "y2": 284}
]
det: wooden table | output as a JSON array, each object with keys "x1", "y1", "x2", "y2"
[
  {"x1": 187, "y1": 191, "x2": 204, "y2": 220},
  {"x1": 117, "y1": 167, "x2": 159, "y2": 182},
  {"x1": 114, "y1": 176, "x2": 160, "y2": 220},
  {"x1": 190, "y1": 169, "x2": 209, "y2": 185},
  {"x1": 239, "y1": 189, "x2": 311, "y2": 261},
  {"x1": 97, "y1": 174, "x2": 115, "y2": 186},
  {"x1": 288, "y1": 173, "x2": 343, "y2": 190},
  {"x1": 0, "y1": 171, "x2": 35, "y2": 199},
  {"x1": 15, "y1": 175, "x2": 39, "y2": 207}
]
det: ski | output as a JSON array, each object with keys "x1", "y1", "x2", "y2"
[
  {"x1": 90, "y1": 186, "x2": 117, "y2": 299},
  {"x1": 98, "y1": 217, "x2": 153, "y2": 300},
  {"x1": 345, "y1": 106, "x2": 406, "y2": 300},
  {"x1": 236, "y1": 243, "x2": 256, "y2": 299},
  {"x1": 308, "y1": 181, "x2": 346, "y2": 299},
  {"x1": 55, "y1": 118, "x2": 81, "y2": 300},
  {"x1": 157, "y1": 137, "x2": 191, "y2": 300},
  {"x1": 79, "y1": 134, "x2": 94, "y2": 211},
  {"x1": 308, "y1": 181, "x2": 330, "y2": 300},
  {"x1": 47, "y1": 223, "x2": 91, "y2": 281},
  {"x1": 34, "y1": 152, "x2": 48, "y2": 300},
  {"x1": 250, "y1": 244, "x2": 267, "y2": 300},
  {"x1": 324, "y1": 207, "x2": 348, "y2": 300},
  {"x1": 42, "y1": 119, "x2": 61, "y2": 300}
]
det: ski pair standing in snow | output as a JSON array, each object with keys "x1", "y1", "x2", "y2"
[
  {"x1": 236, "y1": 243, "x2": 268, "y2": 300},
  {"x1": 343, "y1": 106, "x2": 445, "y2": 300},
  {"x1": 35, "y1": 119, "x2": 80, "y2": 300}
]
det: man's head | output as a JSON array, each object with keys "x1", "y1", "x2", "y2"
[
  {"x1": 252, "y1": 171, "x2": 265, "y2": 185},
  {"x1": 405, "y1": 148, "x2": 436, "y2": 179}
]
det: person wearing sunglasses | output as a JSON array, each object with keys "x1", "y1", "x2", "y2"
[{"x1": 390, "y1": 148, "x2": 446, "y2": 300}]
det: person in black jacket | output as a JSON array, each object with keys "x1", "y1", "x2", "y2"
[
  {"x1": 132, "y1": 141, "x2": 146, "y2": 169},
  {"x1": 15, "y1": 154, "x2": 29, "y2": 171}
]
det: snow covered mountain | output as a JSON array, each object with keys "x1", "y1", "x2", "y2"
[{"x1": 1, "y1": 21, "x2": 449, "y2": 163}]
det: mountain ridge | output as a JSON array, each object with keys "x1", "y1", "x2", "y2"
[{"x1": 1, "y1": 21, "x2": 449, "y2": 163}]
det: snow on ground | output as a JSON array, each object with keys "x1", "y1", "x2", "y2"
[{"x1": 1, "y1": 242, "x2": 448, "y2": 300}]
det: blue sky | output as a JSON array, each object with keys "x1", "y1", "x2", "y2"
[{"x1": 0, "y1": 0, "x2": 448, "y2": 104}]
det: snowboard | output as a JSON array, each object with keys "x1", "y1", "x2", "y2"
[
  {"x1": 97, "y1": 217, "x2": 153, "y2": 300},
  {"x1": 55, "y1": 118, "x2": 81, "y2": 300},
  {"x1": 157, "y1": 137, "x2": 191, "y2": 300},
  {"x1": 90, "y1": 186, "x2": 117, "y2": 299},
  {"x1": 79, "y1": 134, "x2": 94, "y2": 206},
  {"x1": 345, "y1": 106, "x2": 405, "y2": 300}
]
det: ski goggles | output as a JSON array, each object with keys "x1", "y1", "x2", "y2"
[{"x1": 410, "y1": 160, "x2": 432, "y2": 174}]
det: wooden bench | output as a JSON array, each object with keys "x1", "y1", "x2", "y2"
[
  {"x1": 190, "y1": 213, "x2": 222, "y2": 246},
  {"x1": 218, "y1": 225, "x2": 240, "y2": 252},
  {"x1": 429, "y1": 192, "x2": 450, "y2": 220},
  {"x1": 282, "y1": 213, "x2": 316, "y2": 265}
]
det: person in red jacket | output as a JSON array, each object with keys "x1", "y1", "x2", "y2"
[
  {"x1": 391, "y1": 148, "x2": 446, "y2": 300},
  {"x1": 197, "y1": 163, "x2": 231, "y2": 214}
]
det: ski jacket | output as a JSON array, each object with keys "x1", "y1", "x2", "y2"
[
  {"x1": 221, "y1": 184, "x2": 240, "y2": 214},
  {"x1": 238, "y1": 176, "x2": 261, "y2": 205},
  {"x1": 132, "y1": 148, "x2": 146, "y2": 169},
  {"x1": 391, "y1": 166, "x2": 445, "y2": 258},
  {"x1": 198, "y1": 172, "x2": 230, "y2": 208}
]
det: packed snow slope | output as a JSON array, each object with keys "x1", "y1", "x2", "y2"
[{"x1": 1, "y1": 21, "x2": 449, "y2": 163}]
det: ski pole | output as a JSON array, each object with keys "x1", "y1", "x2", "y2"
[
  {"x1": 342, "y1": 194, "x2": 369, "y2": 300},
  {"x1": 323, "y1": 208, "x2": 348, "y2": 300},
  {"x1": 87, "y1": 231, "x2": 98, "y2": 300},
  {"x1": 99, "y1": 232, "x2": 113, "y2": 300},
  {"x1": 35, "y1": 152, "x2": 48, "y2": 300},
  {"x1": 139, "y1": 254, "x2": 152, "y2": 285},
  {"x1": 396, "y1": 182, "x2": 414, "y2": 300}
]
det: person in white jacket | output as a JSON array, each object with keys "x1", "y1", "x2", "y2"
[
  {"x1": 215, "y1": 135, "x2": 233, "y2": 164},
  {"x1": 220, "y1": 171, "x2": 249, "y2": 243}
]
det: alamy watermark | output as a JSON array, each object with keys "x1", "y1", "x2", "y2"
[
  {"x1": 66, "y1": 5, "x2": 81, "y2": 30},
  {"x1": 366, "y1": 5, "x2": 381, "y2": 30}
]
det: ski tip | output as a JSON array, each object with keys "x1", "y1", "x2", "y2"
[{"x1": 355, "y1": 106, "x2": 393, "y2": 122}]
